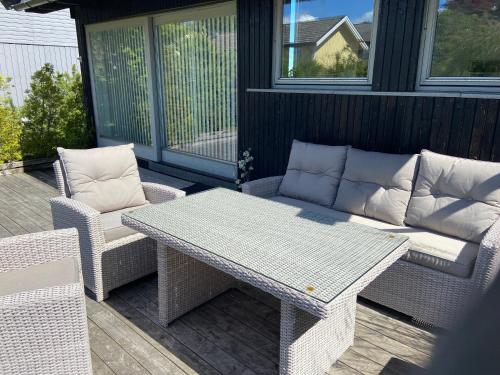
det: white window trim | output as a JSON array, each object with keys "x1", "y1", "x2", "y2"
[
  {"x1": 417, "y1": 0, "x2": 500, "y2": 92},
  {"x1": 272, "y1": 0, "x2": 380, "y2": 89}
]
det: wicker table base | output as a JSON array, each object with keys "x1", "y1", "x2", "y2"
[{"x1": 158, "y1": 244, "x2": 357, "y2": 375}]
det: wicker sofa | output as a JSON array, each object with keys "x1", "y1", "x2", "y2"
[
  {"x1": 242, "y1": 141, "x2": 500, "y2": 329},
  {"x1": 50, "y1": 145, "x2": 185, "y2": 301},
  {"x1": 0, "y1": 229, "x2": 92, "y2": 375}
]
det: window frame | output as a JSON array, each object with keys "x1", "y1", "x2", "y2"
[
  {"x1": 272, "y1": 0, "x2": 380, "y2": 89},
  {"x1": 417, "y1": 0, "x2": 500, "y2": 92}
]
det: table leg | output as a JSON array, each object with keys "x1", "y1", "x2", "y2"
[
  {"x1": 280, "y1": 296, "x2": 356, "y2": 375},
  {"x1": 157, "y1": 243, "x2": 235, "y2": 326}
]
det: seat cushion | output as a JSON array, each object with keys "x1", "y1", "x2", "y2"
[
  {"x1": 57, "y1": 144, "x2": 147, "y2": 213},
  {"x1": 271, "y1": 195, "x2": 479, "y2": 278},
  {"x1": 0, "y1": 257, "x2": 79, "y2": 297},
  {"x1": 101, "y1": 203, "x2": 149, "y2": 242},
  {"x1": 333, "y1": 148, "x2": 419, "y2": 226},
  {"x1": 278, "y1": 140, "x2": 348, "y2": 207},
  {"x1": 405, "y1": 150, "x2": 500, "y2": 243}
]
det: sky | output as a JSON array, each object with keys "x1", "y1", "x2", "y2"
[{"x1": 283, "y1": 0, "x2": 374, "y2": 24}]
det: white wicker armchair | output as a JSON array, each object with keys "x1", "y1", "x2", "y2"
[
  {"x1": 50, "y1": 160, "x2": 186, "y2": 301},
  {"x1": 0, "y1": 229, "x2": 92, "y2": 375}
]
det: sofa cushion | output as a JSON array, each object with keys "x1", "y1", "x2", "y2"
[
  {"x1": 0, "y1": 257, "x2": 79, "y2": 297},
  {"x1": 271, "y1": 195, "x2": 478, "y2": 278},
  {"x1": 101, "y1": 203, "x2": 149, "y2": 243},
  {"x1": 405, "y1": 150, "x2": 500, "y2": 243},
  {"x1": 58, "y1": 144, "x2": 147, "y2": 213},
  {"x1": 333, "y1": 148, "x2": 419, "y2": 226},
  {"x1": 278, "y1": 140, "x2": 348, "y2": 206}
]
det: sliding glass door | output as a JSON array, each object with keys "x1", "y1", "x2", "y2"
[
  {"x1": 86, "y1": 2, "x2": 237, "y2": 177},
  {"x1": 154, "y1": 2, "x2": 237, "y2": 178}
]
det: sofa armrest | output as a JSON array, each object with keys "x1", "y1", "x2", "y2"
[
  {"x1": 142, "y1": 182, "x2": 186, "y2": 204},
  {"x1": 0, "y1": 228, "x2": 79, "y2": 273},
  {"x1": 473, "y1": 216, "x2": 500, "y2": 291},
  {"x1": 241, "y1": 176, "x2": 283, "y2": 198}
]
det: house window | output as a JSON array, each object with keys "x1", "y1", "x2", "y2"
[
  {"x1": 273, "y1": 0, "x2": 379, "y2": 87},
  {"x1": 419, "y1": 0, "x2": 500, "y2": 90}
]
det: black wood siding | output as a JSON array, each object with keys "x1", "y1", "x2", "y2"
[{"x1": 72, "y1": 0, "x2": 500, "y2": 180}]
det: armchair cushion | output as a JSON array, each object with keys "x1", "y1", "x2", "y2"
[
  {"x1": 333, "y1": 148, "x2": 419, "y2": 226},
  {"x1": 0, "y1": 257, "x2": 79, "y2": 297},
  {"x1": 57, "y1": 144, "x2": 147, "y2": 213},
  {"x1": 101, "y1": 204, "x2": 150, "y2": 242},
  {"x1": 278, "y1": 140, "x2": 348, "y2": 206},
  {"x1": 405, "y1": 150, "x2": 500, "y2": 243}
]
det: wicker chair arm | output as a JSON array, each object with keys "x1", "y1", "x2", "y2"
[
  {"x1": 241, "y1": 176, "x2": 284, "y2": 198},
  {"x1": 0, "y1": 229, "x2": 79, "y2": 273},
  {"x1": 142, "y1": 182, "x2": 186, "y2": 204},
  {"x1": 473, "y1": 216, "x2": 500, "y2": 291}
]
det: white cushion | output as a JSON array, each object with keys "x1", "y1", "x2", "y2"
[
  {"x1": 100, "y1": 204, "x2": 149, "y2": 242},
  {"x1": 278, "y1": 140, "x2": 348, "y2": 206},
  {"x1": 271, "y1": 195, "x2": 478, "y2": 278},
  {"x1": 57, "y1": 144, "x2": 147, "y2": 213},
  {"x1": 333, "y1": 148, "x2": 419, "y2": 226},
  {"x1": 405, "y1": 150, "x2": 500, "y2": 243}
]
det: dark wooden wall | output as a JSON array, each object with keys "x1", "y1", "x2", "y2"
[{"x1": 72, "y1": 0, "x2": 500, "y2": 180}]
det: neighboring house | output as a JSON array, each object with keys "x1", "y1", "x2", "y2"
[
  {"x1": 0, "y1": 4, "x2": 79, "y2": 106},
  {"x1": 282, "y1": 16, "x2": 371, "y2": 71}
]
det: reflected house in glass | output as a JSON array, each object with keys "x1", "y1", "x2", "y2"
[{"x1": 282, "y1": 16, "x2": 371, "y2": 76}]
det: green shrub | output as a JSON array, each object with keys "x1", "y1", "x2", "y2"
[
  {"x1": 0, "y1": 76, "x2": 22, "y2": 163},
  {"x1": 21, "y1": 64, "x2": 91, "y2": 159}
]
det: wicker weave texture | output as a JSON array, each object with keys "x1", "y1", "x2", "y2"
[
  {"x1": 243, "y1": 175, "x2": 500, "y2": 329},
  {"x1": 0, "y1": 229, "x2": 92, "y2": 375},
  {"x1": 51, "y1": 160, "x2": 185, "y2": 301}
]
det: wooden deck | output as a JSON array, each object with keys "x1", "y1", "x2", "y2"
[{"x1": 0, "y1": 170, "x2": 437, "y2": 375}]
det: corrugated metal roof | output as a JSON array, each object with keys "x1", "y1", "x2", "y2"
[{"x1": 0, "y1": 3, "x2": 77, "y2": 46}]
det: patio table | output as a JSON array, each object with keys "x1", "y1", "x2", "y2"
[{"x1": 122, "y1": 188, "x2": 409, "y2": 375}]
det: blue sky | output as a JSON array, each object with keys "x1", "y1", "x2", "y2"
[{"x1": 283, "y1": 0, "x2": 374, "y2": 24}]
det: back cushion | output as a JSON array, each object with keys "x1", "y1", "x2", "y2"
[
  {"x1": 405, "y1": 150, "x2": 500, "y2": 243},
  {"x1": 333, "y1": 148, "x2": 419, "y2": 226},
  {"x1": 278, "y1": 140, "x2": 348, "y2": 206},
  {"x1": 58, "y1": 144, "x2": 147, "y2": 213}
]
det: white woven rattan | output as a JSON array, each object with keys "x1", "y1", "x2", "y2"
[
  {"x1": 242, "y1": 176, "x2": 500, "y2": 329},
  {"x1": 51, "y1": 160, "x2": 186, "y2": 301},
  {"x1": 0, "y1": 229, "x2": 92, "y2": 375},
  {"x1": 123, "y1": 188, "x2": 408, "y2": 375}
]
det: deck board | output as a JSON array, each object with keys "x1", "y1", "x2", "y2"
[{"x1": 0, "y1": 169, "x2": 437, "y2": 374}]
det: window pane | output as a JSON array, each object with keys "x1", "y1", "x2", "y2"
[
  {"x1": 431, "y1": 0, "x2": 500, "y2": 78},
  {"x1": 155, "y1": 14, "x2": 238, "y2": 163},
  {"x1": 280, "y1": 0, "x2": 375, "y2": 79},
  {"x1": 88, "y1": 26, "x2": 152, "y2": 145}
]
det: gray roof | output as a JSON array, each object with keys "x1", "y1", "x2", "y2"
[
  {"x1": 283, "y1": 17, "x2": 372, "y2": 46},
  {"x1": 283, "y1": 17, "x2": 344, "y2": 46}
]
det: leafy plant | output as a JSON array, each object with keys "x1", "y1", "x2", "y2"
[
  {"x1": 0, "y1": 75, "x2": 22, "y2": 163},
  {"x1": 21, "y1": 63, "x2": 91, "y2": 159},
  {"x1": 235, "y1": 148, "x2": 254, "y2": 188}
]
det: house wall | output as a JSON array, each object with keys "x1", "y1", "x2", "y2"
[
  {"x1": 0, "y1": 4, "x2": 79, "y2": 106},
  {"x1": 314, "y1": 24, "x2": 362, "y2": 69},
  {"x1": 72, "y1": 0, "x2": 500, "y2": 180}
]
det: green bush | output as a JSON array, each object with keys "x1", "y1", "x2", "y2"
[
  {"x1": 21, "y1": 64, "x2": 91, "y2": 159},
  {"x1": 0, "y1": 76, "x2": 22, "y2": 163}
]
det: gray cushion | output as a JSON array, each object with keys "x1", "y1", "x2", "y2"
[
  {"x1": 405, "y1": 150, "x2": 500, "y2": 243},
  {"x1": 0, "y1": 257, "x2": 79, "y2": 297},
  {"x1": 101, "y1": 203, "x2": 149, "y2": 242},
  {"x1": 333, "y1": 148, "x2": 419, "y2": 226},
  {"x1": 278, "y1": 140, "x2": 348, "y2": 206},
  {"x1": 57, "y1": 144, "x2": 147, "y2": 213},
  {"x1": 271, "y1": 195, "x2": 478, "y2": 278}
]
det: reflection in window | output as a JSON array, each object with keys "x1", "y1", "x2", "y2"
[
  {"x1": 279, "y1": 0, "x2": 376, "y2": 79},
  {"x1": 431, "y1": 0, "x2": 500, "y2": 78}
]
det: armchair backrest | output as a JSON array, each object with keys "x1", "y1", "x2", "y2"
[{"x1": 53, "y1": 160, "x2": 71, "y2": 198}]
